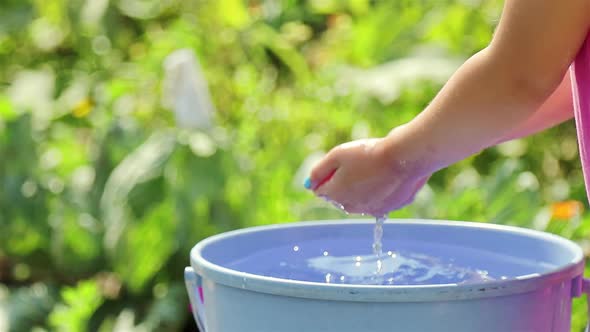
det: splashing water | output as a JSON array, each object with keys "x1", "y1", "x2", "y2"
[
  {"x1": 306, "y1": 216, "x2": 495, "y2": 285},
  {"x1": 317, "y1": 194, "x2": 387, "y2": 281},
  {"x1": 372, "y1": 216, "x2": 386, "y2": 282},
  {"x1": 305, "y1": 198, "x2": 497, "y2": 285},
  {"x1": 306, "y1": 250, "x2": 495, "y2": 285},
  {"x1": 226, "y1": 236, "x2": 527, "y2": 285}
]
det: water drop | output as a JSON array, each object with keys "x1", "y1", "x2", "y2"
[{"x1": 375, "y1": 259, "x2": 383, "y2": 275}]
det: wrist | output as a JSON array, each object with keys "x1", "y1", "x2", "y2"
[{"x1": 378, "y1": 123, "x2": 439, "y2": 178}]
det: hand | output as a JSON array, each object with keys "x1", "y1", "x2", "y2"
[{"x1": 307, "y1": 129, "x2": 431, "y2": 216}]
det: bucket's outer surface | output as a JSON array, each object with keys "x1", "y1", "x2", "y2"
[{"x1": 185, "y1": 220, "x2": 587, "y2": 332}]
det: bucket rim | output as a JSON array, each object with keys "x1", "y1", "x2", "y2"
[{"x1": 190, "y1": 219, "x2": 585, "y2": 302}]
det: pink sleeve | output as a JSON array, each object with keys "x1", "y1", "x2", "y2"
[{"x1": 571, "y1": 34, "x2": 590, "y2": 202}]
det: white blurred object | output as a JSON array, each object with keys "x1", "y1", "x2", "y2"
[
  {"x1": 497, "y1": 139, "x2": 527, "y2": 157},
  {"x1": 413, "y1": 183, "x2": 436, "y2": 217},
  {"x1": 516, "y1": 171, "x2": 539, "y2": 192},
  {"x1": 532, "y1": 207, "x2": 551, "y2": 231},
  {"x1": 162, "y1": 49, "x2": 215, "y2": 130},
  {"x1": 112, "y1": 309, "x2": 146, "y2": 332},
  {"x1": 57, "y1": 76, "x2": 90, "y2": 113},
  {"x1": 8, "y1": 69, "x2": 55, "y2": 129},
  {"x1": 351, "y1": 121, "x2": 371, "y2": 140},
  {"x1": 81, "y1": 0, "x2": 110, "y2": 27},
  {"x1": 117, "y1": 0, "x2": 178, "y2": 19},
  {"x1": 30, "y1": 18, "x2": 65, "y2": 51},
  {"x1": 450, "y1": 167, "x2": 480, "y2": 193},
  {"x1": 338, "y1": 55, "x2": 462, "y2": 104},
  {"x1": 550, "y1": 179, "x2": 570, "y2": 201},
  {"x1": 0, "y1": 285, "x2": 7, "y2": 332}
]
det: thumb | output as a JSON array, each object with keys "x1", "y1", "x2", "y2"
[{"x1": 306, "y1": 154, "x2": 339, "y2": 191}]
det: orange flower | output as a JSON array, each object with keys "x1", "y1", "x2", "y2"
[{"x1": 551, "y1": 200, "x2": 584, "y2": 220}]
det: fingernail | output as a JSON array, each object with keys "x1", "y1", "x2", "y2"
[{"x1": 304, "y1": 177, "x2": 312, "y2": 189}]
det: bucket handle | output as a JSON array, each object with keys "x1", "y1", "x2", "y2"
[
  {"x1": 574, "y1": 278, "x2": 590, "y2": 332},
  {"x1": 184, "y1": 267, "x2": 207, "y2": 332}
]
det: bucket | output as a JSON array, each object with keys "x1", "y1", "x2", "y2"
[{"x1": 184, "y1": 219, "x2": 590, "y2": 332}]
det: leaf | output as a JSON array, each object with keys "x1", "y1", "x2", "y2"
[
  {"x1": 0, "y1": 3, "x2": 34, "y2": 34},
  {"x1": 116, "y1": 0, "x2": 180, "y2": 20},
  {"x1": 101, "y1": 131, "x2": 176, "y2": 252},
  {"x1": 51, "y1": 206, "x2": 102, "y2": 274},
  {"x1": 0, "y1": 95, "x2": 17, "y2": 121},
  {"x1": 481, "y1": 160, "x2": 541, "y2": 226},
  {"x1": 0, "y1": 285, "x2": 7, "y2": 332},
  {"x1": 249, "y1": 24, "x2": 311, "y2": 82},
  {"x1": 113, "y1": 200, "x2": 177, "y2": 293},
  {"x1": 217, "y1": 0, "x2": 250, "y2": 28},
  {"x1": 307, "y1": 0, "x2": 341, "y2": 14},
  {"x1": 7, "y1": 284, "x2": 59, "y2": 332},
  {"x1": 139, "y1": 282, "x2": 188, "y2": 331},
  {"x1": 4, "y1": 215, "x2": 45, "y2": 256},
  {"x1": 49, "y1": 280, "x2": 104, "y2": 332}
]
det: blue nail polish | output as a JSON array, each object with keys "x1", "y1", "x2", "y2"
[{"x1": 304, "y1": 177, "x2": 312, "y2": 189}]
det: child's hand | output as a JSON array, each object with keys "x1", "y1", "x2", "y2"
[{"x1": 307, "y1": 130, "x2": 431, "y2": 216}]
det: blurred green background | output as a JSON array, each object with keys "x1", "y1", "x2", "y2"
[{"x1": 1, "y1": 0, "x2": 590, "y2": 331}]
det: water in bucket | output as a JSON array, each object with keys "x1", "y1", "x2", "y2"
[
  {"x1": 363, "y1": 216, "x2": 492, "y2": 284},
  {"x1": 321, "y1": 198, "x2": 390, "y2": 283},
  {"x1": 313, "y1": 193, "x2": 495, "y2": 284},
  {"x1": 224, "y1": 220, "x2": 558, "y2": 286}
]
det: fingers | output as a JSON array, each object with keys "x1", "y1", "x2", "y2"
[
  {"x1": 304, "y1": 139, "x2": 430, "y2": 215},
  {"x1": 315, "y1": 168, "x2": 342, "y2": 199},
  {"x1": 307, "y1": 153, "x2": 339, "y2": 190},
  {"x1": 316, "y1": 169, "x2": 380, "y2": 215}
]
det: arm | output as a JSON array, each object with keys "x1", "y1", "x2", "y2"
[
  {"x1": 496, "y1": 71, "x2": 573, "y2": 144},
  {"x1": 309, "y1": 0, "x2": 589, "y2": 215},
  {"x1": 385, "y1": 0, "x2": 590, "y2": 174}
]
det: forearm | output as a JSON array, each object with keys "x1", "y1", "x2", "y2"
[
  {"x1": 386, "y1": 48, "x2": 563, "y2": 174},
  {"x1": 380, "y1": 0, "x2": 589, "y2": 175},
  {"x1": 496, "y1": 72, "x2": 573, "y2": 144}
]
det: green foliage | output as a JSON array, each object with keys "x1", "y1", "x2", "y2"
[
  {"x1": 49, "y1": 280, "x2": 103, "y2": 332},
  {"x1": 0, "y1": 0, "x2": 588, "y2": 331},
  {"x1": 5, "y1": 284, "x2": 59, "y2": 332}
]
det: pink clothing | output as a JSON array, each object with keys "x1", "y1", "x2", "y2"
[{"x1": 571, "y1": 34, "x2": 590, "y2": 202}]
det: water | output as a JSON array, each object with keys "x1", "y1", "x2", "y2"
[
  {"x1": 307, "y1": 250, "x2": 493, "y2": 285},
  {"x1": 317, "y1": 195, "x2": 387, "y2": 281},
  {"x1": 313, "y1": 217, "x2": 494, "y2": 285},
  {"x1": 318, "y1": 193, "x2": 387, "y2": 281},
  {"x1": 371, "y1": 216, "x2": 386, "y2": 282},
  {"x1": 223, "y1": 215, "x2": 553, "y2": 285},
  {"x1": 224, "y1": 234, "x2": 552, "y2": 285},
  {"x1": 359, "y1": 216, "x2": 487, "y2": 284}
]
